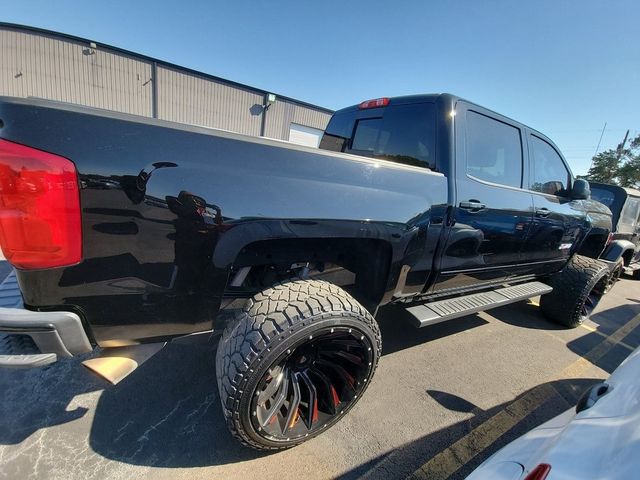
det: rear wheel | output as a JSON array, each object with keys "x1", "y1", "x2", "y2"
[
  {"x1": 215, "y1": 279, "x2": 381, "y2": 450},
  {"x1": 540, "y1": 255, "x2": 610, "y2": 328}
]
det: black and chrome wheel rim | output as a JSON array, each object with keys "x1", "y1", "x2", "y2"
[
  {"x1": 580, "y1": 276, "x2": 608, "y2": 320},
  {"x1": 250, "y1": 326, "x2": 374, "y2": 441},
  {"x1": 604, "y1": 265, "x2": 622, "y2": 293}
]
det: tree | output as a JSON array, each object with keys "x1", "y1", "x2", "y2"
[
  {"x1": 618, "y1": 156, "x2": 640, "y2": 188},
  {"x1": 583, "y1": 133, "x2": 640, "y2": 189},
  {"x1": 584, "y1": 149, "x2": 620, "y2": 184}
]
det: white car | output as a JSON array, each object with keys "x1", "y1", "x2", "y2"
[{"x1": 467, "y1": 346, "x2": 640, "y2": 480}]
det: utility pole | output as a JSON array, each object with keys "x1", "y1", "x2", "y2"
[{"x1": 616, "y1": 129, "x2": 630, "y2": 161}]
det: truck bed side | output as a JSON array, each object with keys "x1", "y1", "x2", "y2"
[{"x1": 0, "y1": 97, "x2": 447, "y2": 345}]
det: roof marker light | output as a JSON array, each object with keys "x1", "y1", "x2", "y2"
[{"x1": 358, "y1": 98, "x2": 390, "y2": 109}]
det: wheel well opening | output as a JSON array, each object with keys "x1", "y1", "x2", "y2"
[
  {"x1": 622, "y1": 249, "x2": 634, "y2": 266},
  {"x1": 578, "y1": 233, "x2": 608, "y2": 259},
  {"x1": 228, "y1": 238, "x2": 392, "y2": 311}
]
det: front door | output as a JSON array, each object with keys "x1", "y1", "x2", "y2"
[
  {"x1": 522, "y1": 132, "x2": 585, "y2": 275},
  {"x1": 430, "y1": 106, "x2": 534, "y2": 293}
]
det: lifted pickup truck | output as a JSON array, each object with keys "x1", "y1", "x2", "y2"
[
  {"x1": 589, "y1": 182, "x2": 640, "y2": 280},
  {"x1": 0, "y1": 94, "x2": 611, "y2": 450}
]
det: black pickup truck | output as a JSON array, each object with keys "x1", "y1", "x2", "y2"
[{"x1": 0, "y1": 94, "x2": 612, "y2": 450}]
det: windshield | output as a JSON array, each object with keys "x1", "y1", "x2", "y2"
[{"x1": 319, "y1": 102, "x2": 436, "y2": 170}]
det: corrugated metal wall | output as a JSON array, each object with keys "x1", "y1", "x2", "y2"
[
  {"x1": 0, "y1": 28, "x2": 153, "y2": 116},
  {"x1": 0, "y1": 25, "x2": 332, "y2": 140},
  {"x1": 157, "y1": 67, "x2": 263, "y2": 136}
]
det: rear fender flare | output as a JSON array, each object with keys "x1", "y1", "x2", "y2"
[
  {"x1": 214, "y1": 219, "x2": 421, "y2": 303},
  {"x1": 211, "y1": 219, "x2": 410, "y2": 270}
]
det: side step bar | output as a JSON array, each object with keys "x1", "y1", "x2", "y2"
[{"x1": 406, "y1": 281, "x2": 552, "y2": 328}]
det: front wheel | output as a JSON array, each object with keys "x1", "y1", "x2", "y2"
[
  {"x1": 540, "y1": 255, "x2": 610, "y2": 328},
  {"x1": 215, "y1": 279, "x2": 381, "y2": 450}
]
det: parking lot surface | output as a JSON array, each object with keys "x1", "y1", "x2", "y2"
[{"x1": 1, "y1": 268, "x2": 638, "y2": 480}]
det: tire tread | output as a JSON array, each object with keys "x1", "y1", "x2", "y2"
[
  {"x1": 540, "y1": 255, "x2": 610, "y2": 327},
  {"x1": 215, "y1": 279, "x2": 381, "y2": 450}
]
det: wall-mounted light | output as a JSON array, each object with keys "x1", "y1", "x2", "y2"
[
  {"x1": 264, "y1": 93, "x2": 277, "y2": 110},
  {"x1": 83, "y1": 42, "x2": 97, "y2": 56}
]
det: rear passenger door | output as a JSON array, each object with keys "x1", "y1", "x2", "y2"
[
  {"x1": 431, "y1": 104, "x2": 534, "y2": 293},
  {"x1": 522, "y1": 132, "x2": 585, "y2": 274}
]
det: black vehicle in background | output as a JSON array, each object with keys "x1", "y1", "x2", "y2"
[
  {"x1": 590, "y1": 182, "x2": 640, "y2": 280},
  {"x1": 0, "y1": 94, "x2": 612, "y2": 450}
]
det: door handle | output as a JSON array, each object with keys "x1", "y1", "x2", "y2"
[
  {"x1": 535, "y1": 208, "x2": 551, "y2": 217},
  {"x1": 459, "y1": 201, "x2": 486, "y2": 211}
]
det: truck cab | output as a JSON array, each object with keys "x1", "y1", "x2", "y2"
[{"x1": 320, "y1": 94, "x2": 611, "y2": 300}]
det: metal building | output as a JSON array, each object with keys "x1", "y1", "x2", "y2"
[{"x1": 0, "y1": 23, "x2": 333, "y2": 147}]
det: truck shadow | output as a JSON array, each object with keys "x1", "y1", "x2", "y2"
[
  {"x1": 0, "y1": 303, "x2": 486, "y2": 468},
  {"x1": 86, "y1": 306, "x2": 488, "y2": 468},
  {"x1": 337, "y1": 377, "x2": 601, "y2": 480},
  {"x1": 376, "y1": 304, "x2": 488, "y2": 356},
  {"x1": 88, "y1": 341, "x2": 264, "y2": 467},
  {"x1": 484, "y1": 300, "x2": 566, "y2": 331},
  {"x1": 488, "y1": 299, "x2": 640, "y2": 374},
  {"x1": 0, "y1": 352, "x2": 105, "y2": 445}
]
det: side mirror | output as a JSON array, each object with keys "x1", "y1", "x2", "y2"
[{"x1": 571, "y1": 179, "x2": 591, "y2": 200}]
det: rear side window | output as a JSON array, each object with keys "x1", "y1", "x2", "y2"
[
  {"x1": 319, "y1": 103, "x2": 436, "y2": 169},
  {"x1": 465, "y1": 111, "x2": 522, "y2": 188},
  {"x1": 529, "y1": 135, "x2": 570, "y2": 196}
]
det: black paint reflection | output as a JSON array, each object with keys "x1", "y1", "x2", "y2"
[{"x1": 166, "y1": 191, "x2": 221, "y2": 294}]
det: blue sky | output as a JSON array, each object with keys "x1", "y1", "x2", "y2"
[{"x1": 1, "y1": 0, "x2": 638, "y2": 174}]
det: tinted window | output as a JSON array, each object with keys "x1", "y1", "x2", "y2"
[
  {"x1": 351, "y1": 118, "x2": 383, "y2": 151},
  {"x1": 319, "y1": 110, "x2": 356, "y2": 153},
  {"x1": 590, "y1": 186, "x2": 616, "y2": 208},
  {"x1": 319, "y1": 103, "x2": 436, "y2": 169},
  {"x1": 530, "y1": 135, "x2": 570, "y2": 196},
  {"x1": 465, "y1": 111, "x2": 522, "y2": 188}
]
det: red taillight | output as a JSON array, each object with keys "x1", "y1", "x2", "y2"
[
  {"x1": 0, "y1": 139, "x2": 81, "y2": 269},
  {"x1": 524, "y1": 463, "x2": 551, "y2": 480},
  {"x1": 358, "y1": 97, "x2": 390, "y2": 109}
]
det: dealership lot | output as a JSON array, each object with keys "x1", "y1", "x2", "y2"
[{"x1": 0, "y1": 270, "x2": 638, "y2": 480}]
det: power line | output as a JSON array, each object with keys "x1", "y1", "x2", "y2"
[{"x1": 588, "y1": 122, "x2": 607, "y2": 172}]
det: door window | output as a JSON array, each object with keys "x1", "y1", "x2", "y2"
[
  {"x1": 465, "y1": 111, "x2": 522, "y2": 188},
  {"x1": 529, "y1": 135, "x2": 570, "y2": 196}
]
